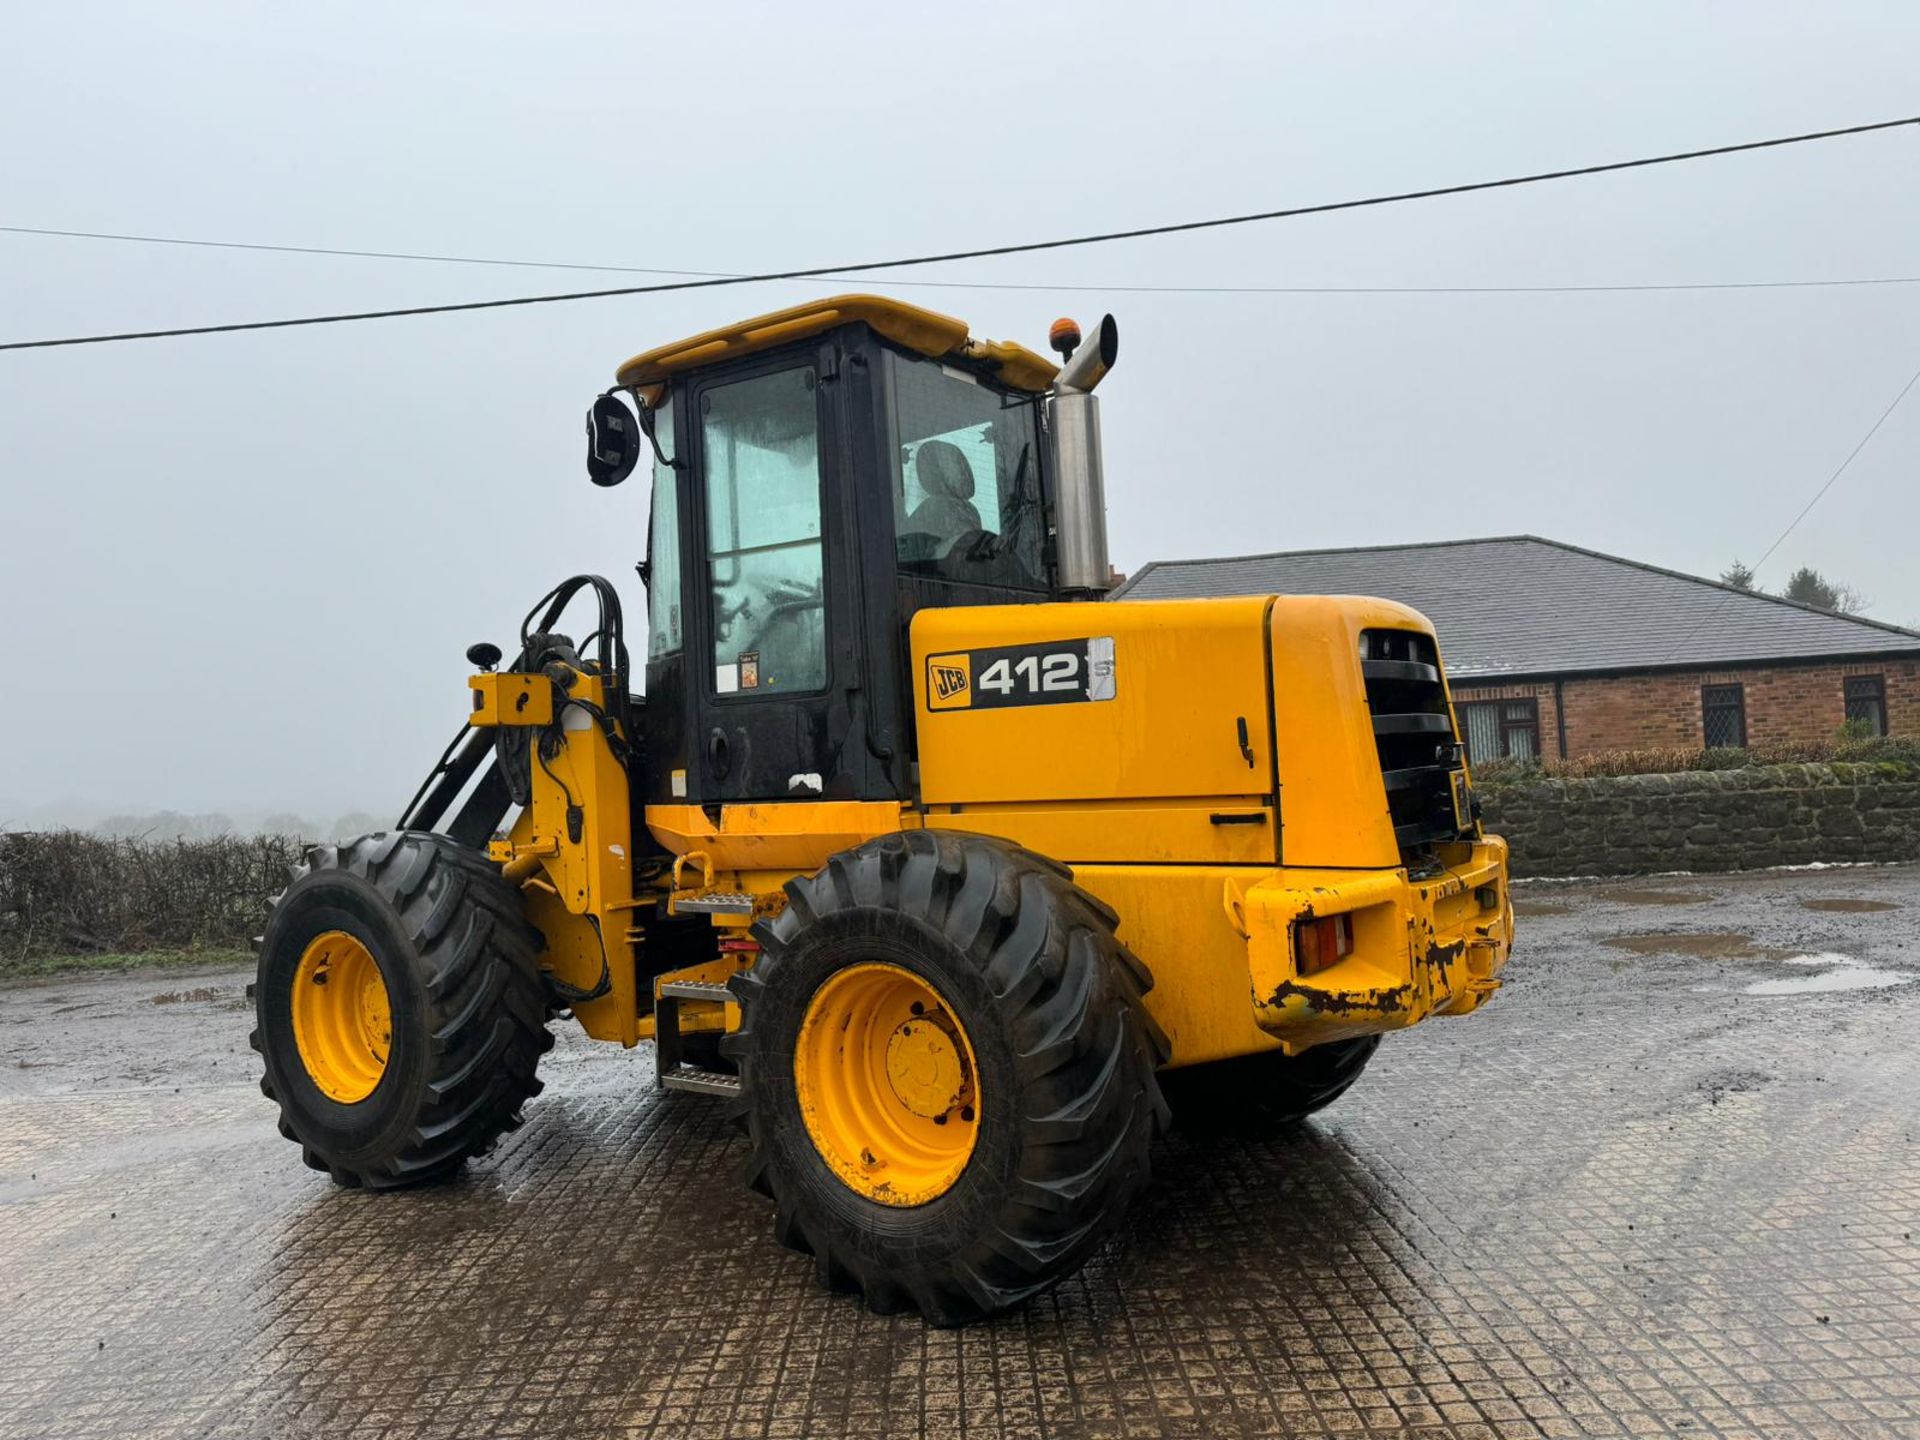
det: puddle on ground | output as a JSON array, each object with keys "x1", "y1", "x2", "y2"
[
  {"x1": 1608, "y1": 932, "x2": 1767, "y2": 960},
  {"x1": 1744, "y1": 954, "x2": 1915, "y2": 996},
  {"x1": 150, "y1": 987, "x2": 223, "y2": 1005},
  {"x1": 1602, "y1": 889, "x2": 1712, "y2": 907},
  {"x1": 1799, "y1": 898, "x2": 1899, "y2": 914}
]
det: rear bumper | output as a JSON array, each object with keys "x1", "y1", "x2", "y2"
[{"x1": 1240, "y1": 837, "x2": 1513, "y2": 1050}]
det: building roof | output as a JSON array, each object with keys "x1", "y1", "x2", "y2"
[{"x1": 1113, "y1": 536, "x2": 1920, "y2": 680}]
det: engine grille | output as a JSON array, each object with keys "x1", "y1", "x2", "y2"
[{"x1": 1359, "y1": 628, "x2": 1466, "y2": 852}]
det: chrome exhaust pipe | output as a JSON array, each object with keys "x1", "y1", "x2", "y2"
[{"x1": 1049, "y1": 315, "x2": 1118, "y2": 597}]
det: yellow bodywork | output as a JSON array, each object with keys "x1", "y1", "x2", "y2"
[
  {"x1": 908, "y1": 596, "x2": 1513, "y2": 1064},
  {"x1": 1241, "y1": 841, "x2": 1511, "y2": 1048},
  {"x1": 467, "y1": 593, "x2": 1513, "y2": 1071},
  {"x1": 645, "y1": 801, "x2": 902, "y2": 872},
  {"x1": 468, "y1": 672, "x2": 553, "y2": 727},
  {"x1": 474, "y1": 669, "x2": 643, "y2": 1045}
]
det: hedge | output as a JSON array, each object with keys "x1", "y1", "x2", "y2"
[{"x1": 0, "y1": 830, "x2": 306, "y2": 960}]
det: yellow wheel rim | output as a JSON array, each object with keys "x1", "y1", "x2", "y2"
[
  {"x1": 793, "y1": 962, "x2": 980, "y2": 1207},
  {"x1": 290, "y1": 930, "x2": 392, "y2": 1104}
]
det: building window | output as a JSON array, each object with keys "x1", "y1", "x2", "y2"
[
  {"x1": 1844, "y1": 675, "x2": 1887, "y2": 736},
  {"x1": 1461, "y1": 699, "x2": 1540, "y2": 764},
  {"x1": 1702, "y1": 684, "x2": 1747, "y2": 748}
]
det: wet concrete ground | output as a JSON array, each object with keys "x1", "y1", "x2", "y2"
[{"x1": 3, "y1": 863, "x2": 1918, "y2": 1439}]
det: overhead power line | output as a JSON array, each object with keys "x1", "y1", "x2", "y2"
[
  {"x1": 3, "y1": 113, "x2": 1916, "y2": 353},
  {"x1": 1660, "y1": 356, "x2": 1920, "y2": 660},
  {"x1": 0, "y1": 224, "x2": 710, "y2": 278},
  {"x1": 7, "y1": 222, "x2": 1920, "y2": 297},
  {"x1": 1748, "y1": 362, "x2": 1920, "y2": 576}
]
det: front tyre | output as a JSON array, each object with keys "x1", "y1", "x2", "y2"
[
  {"x1": 726, "y1": 831, "x2": 1168, "y2": 1326},
  {"x1": 251, "y1": 831, "x2": 551, "y2": 1188}
]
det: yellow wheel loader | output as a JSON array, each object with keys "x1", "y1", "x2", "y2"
[{"x1": 252, "y1": 295, "x2": 1513, "y2": 1325}]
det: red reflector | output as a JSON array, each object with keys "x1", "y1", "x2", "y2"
[{"x1": 1294, "y1": 914, "x2": 1353, "y2": 977}]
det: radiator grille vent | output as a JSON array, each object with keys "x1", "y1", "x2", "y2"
[{"x1": 1360, "y1": 629, "x2": 1466, "y2": 852}]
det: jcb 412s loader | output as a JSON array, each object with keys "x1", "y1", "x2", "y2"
[{"x1": 253, "y1": 296, "x2": 1513, "y2": 1325}]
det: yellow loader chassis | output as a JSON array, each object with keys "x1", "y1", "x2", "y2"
[{"x1": 255, "y1": 297, "x2": 1521, "y2": 1333}]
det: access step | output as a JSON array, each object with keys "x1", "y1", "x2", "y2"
[
  {"x1": 657, "y1": 979, "x2": 734, "y2": 1003},
  {"x1": 659, "y1": 1065, "x2": 743, "y2": 1097},
  {"x1": 673, "y1": 892, "x2": 755, "y2": 916}
]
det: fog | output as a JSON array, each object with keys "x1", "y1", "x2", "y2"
[{"x1": 3, "y1": 2, "x2": 1916, "y2": 827}]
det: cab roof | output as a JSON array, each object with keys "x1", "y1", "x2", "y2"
[{"x1": 614, "y1": 294, "x2": 1059, "y2": 399}]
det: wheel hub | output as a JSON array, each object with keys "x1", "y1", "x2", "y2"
[
  {"x1": 885, "y1": 1013, "x2": 969, "y2": 1118},
  {"x1": 793, "y1": 962, "x2": 979, "y2": 1206},
  {"x1": 290, "y1": 930, "x2": 391, "y2": 1104}
]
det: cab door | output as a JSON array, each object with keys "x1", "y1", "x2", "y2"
[{"x1": 688, "y1": 350, "x2": 862, "y2": 802}]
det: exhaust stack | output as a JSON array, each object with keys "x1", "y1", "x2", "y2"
[{"x1": 1048, "y1": 314, "x2": 1118, "y2": 597}]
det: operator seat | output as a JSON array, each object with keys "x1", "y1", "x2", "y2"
[{"x1": 904, "y1": 441, "x2": 982, "y2": 555}]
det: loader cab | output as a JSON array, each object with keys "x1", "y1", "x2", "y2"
[{"x1": 618, "y1": 297, "x2": 1062, "y2": 810}]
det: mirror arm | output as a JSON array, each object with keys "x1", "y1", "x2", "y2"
[{"x1": 634, "y1": 392, "x2": 684, "y2": 471}]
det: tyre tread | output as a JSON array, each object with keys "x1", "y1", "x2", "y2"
[
  {"x1": 1162, "y1": 1034, "x2": 1381, "y2": 1132},
  {"x1": 729, "y1": 829, "x2": 1164, "y2": 1326},
  {"x1": 255, "y1": 830, "x2": 548, "y2": 1189}
]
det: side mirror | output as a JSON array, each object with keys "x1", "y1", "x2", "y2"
[{"x1": 586, "y1": 392, "x2": 642, "y2": 488}]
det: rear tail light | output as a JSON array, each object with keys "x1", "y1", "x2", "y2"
[{"x1": 1294, "y1": 914, "x2": 1353, "y2": 977}]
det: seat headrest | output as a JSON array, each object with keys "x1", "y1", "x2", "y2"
[{"x1": 914, "y1": 440, "x2": 976, "y2": 501}]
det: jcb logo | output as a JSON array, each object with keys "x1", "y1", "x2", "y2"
[
  {"x1": 925, "y1": 639, "x2": 1116, "y2": 713},
  {"x1": 926, "y1": 655, "x2": 973, "y2": 711}
]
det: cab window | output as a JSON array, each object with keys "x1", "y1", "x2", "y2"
[
  {"x1": 644, "y1": 394, "x2": 681, "y2": 659},
  {"x1": 886, "y1": 353, "x2": 1045, "y2": 590},
  {"x1": 700, "y1": 367, "x2": 827, "y2": 695}
]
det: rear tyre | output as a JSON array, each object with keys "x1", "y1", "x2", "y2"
[
  {"x1": 251, "y1": 831, "x2": 552, "y2": 1188},
  {"x1": 725, "y1": 831, "x2": 1168, "y2": 1327},
  {"x1": 1161, "y1": 1035, "x2": 1380, "y2": 1134}
]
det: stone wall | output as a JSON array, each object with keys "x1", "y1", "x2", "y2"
[{"x1": 1477, "y1": 762, "x2": 1920, "y2": 878}]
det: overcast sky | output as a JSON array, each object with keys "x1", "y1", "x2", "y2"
[{"x1": 3, "y1": 3, "x2": 1916, "y2": 827}]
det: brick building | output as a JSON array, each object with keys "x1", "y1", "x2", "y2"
[{"x1": 1114, "y1": 536, "x2": 1919, "y2": 764}]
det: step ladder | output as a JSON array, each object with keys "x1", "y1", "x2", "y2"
[{"x1": 655, "y1": 978, "x2": 742, "y2": 1097}]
